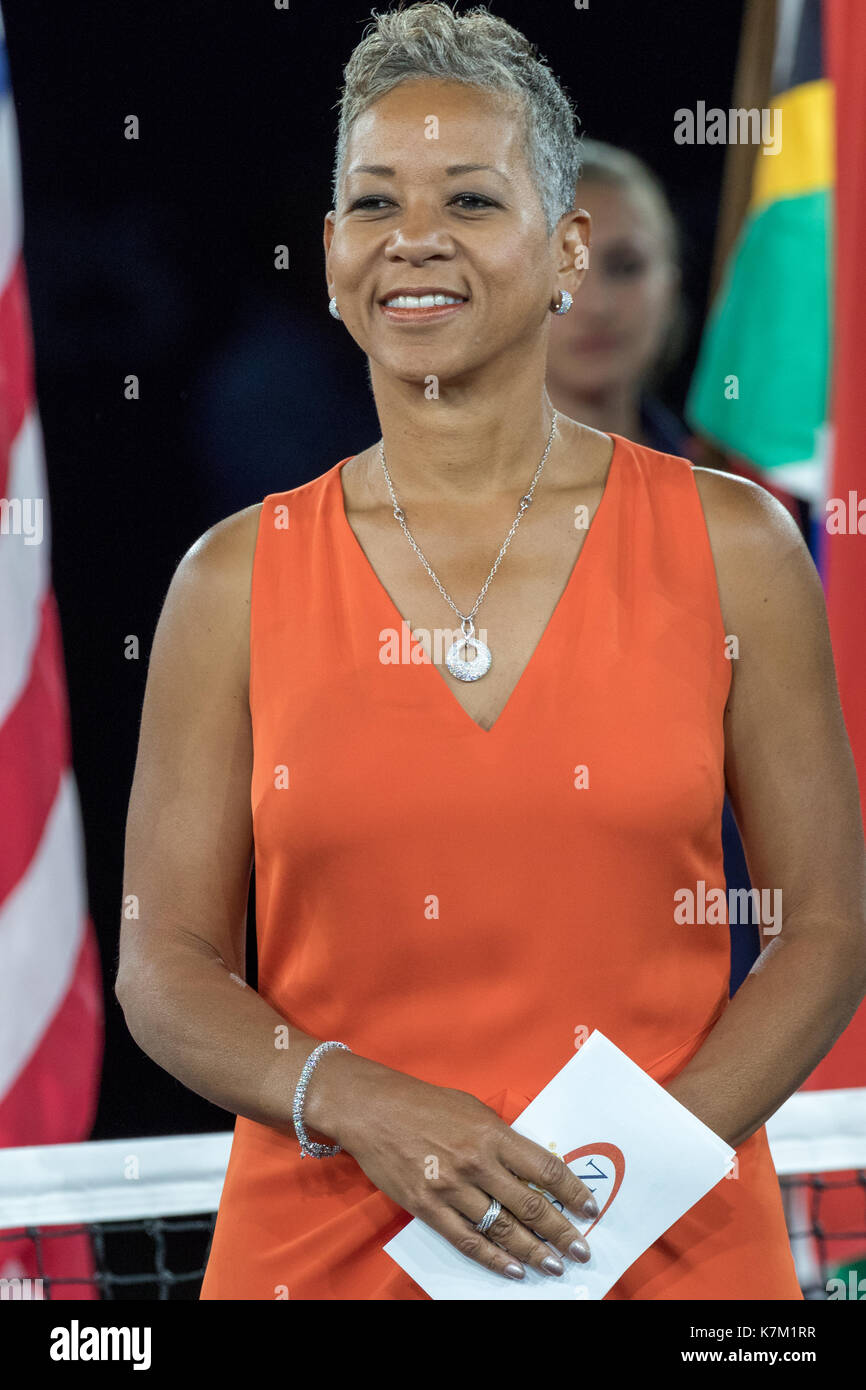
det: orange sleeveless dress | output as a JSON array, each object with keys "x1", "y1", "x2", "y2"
[{"x1": 200, "y1": 433, "x2": 802, "y2": 1300}]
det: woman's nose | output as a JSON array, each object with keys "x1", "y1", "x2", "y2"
[{"x1": 384, "y1": 205, "x2": 453, "y2": 258}]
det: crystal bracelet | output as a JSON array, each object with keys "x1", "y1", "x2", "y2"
[{"x1": 292, "y1": 1040, "x2": 352, "y2": 1158}]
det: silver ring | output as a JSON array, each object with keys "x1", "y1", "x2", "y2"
[{"x1": 474, "y1": 1198, "x2": 501, "y2": 1234}]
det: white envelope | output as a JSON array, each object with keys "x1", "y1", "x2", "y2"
[{"x1": 383, "y1": 1030, "x2": 735, "y2": 1299}]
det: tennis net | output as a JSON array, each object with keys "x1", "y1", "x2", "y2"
[{"x1": 0, "y1": 1088, "x2": 864, "y2": 1299}]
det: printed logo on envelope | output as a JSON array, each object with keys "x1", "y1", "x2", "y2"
[{"x1": 532, "y1": 1142, "x2": 625, "y2": 1234}]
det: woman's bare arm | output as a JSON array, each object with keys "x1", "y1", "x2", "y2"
[
  {"x1": 115, "y1": 504, "x2": 351, "y2": 1139},
  {"x1": 665, "y1": 469, "x2": 866, "y2": 1146}
]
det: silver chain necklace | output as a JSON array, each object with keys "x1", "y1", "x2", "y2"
[{"x1": 378, "y1": 409, "x2": 559, "y2": 682}]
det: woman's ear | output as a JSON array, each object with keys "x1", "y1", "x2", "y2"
[
  {"x1": 323, "y1": 211, "x2": 336, "y2": 298},
  {"x1": 560, "y1": 208, "x2": 591, "y2": 289}
]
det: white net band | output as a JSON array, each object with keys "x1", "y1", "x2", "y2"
[{"x1": 0, "y1": 1087, "x2": 863, "y2": 1230}]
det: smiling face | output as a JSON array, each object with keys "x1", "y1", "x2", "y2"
[
  {"x1": 547, "y1": 180, "x2": 679, "y2": 398},
  {"x1": 324, "y1": 77, "x2": 588, "y2": 388}
]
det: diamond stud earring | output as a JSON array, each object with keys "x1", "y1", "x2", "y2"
[
  {"x1": 553, "y1": 289, "x2": 573, "y2": 315},
  {"x1": 329, "y1": 296, "x2": 341, "y2": 320}
]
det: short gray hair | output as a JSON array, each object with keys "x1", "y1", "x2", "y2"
[{"x1": 331, "y1": 2, "x2": 582, "y2": 236}]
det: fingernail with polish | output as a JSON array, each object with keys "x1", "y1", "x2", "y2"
[
  {"x1": 580, "y1": 1195, "x2": 599, "y2": 1218},
  {"x1": 541, "y1": 1255, "x2": 565, "y2": 1276},
  {"x1": 569, "y1": 1236, "x2": 591, "y2": 1263},
  {"x1": 504, "y1": 1262, "x2": 525, "y2": 1280}
]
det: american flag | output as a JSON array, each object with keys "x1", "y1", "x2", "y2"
[{"x1": 0, "y1": 6, "x2": 103, "y2": 1296}]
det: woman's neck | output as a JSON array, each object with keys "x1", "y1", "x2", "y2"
[
  {"x1": 547, "y1": 378, "x2": 644, "y2": 447},
  {"x1": 363, "y1": 370, "x2": 567, "y2": 505}
]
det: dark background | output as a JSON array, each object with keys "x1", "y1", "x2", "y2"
[{"x1": 2, "y1": 0, "x2": 744, "y2": 1139}]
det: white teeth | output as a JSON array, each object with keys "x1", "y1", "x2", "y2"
[{"x1": 383, "y1": 294, "x2": 465, "y2": 308}]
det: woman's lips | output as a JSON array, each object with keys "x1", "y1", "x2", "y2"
[{"x1": 379, "y1": 300, "x2": 469, "y2": 324}]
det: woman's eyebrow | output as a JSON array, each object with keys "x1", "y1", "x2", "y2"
[
  {"x1": 347, "y1": 162, "x2": 511, "y2": 181},
  {"x1": 445, "y1": 163, "x2": 510, "y2": 180}
]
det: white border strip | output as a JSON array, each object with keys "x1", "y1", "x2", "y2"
[
  {"x1": 765, "y1": 1087, "x2": 866, "y2": 1176},
  {"x1": 0, "y1": 1132, "x2": 233, "y2": 1228}
]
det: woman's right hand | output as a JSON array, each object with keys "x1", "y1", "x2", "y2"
[{"x1": 311, "y1": 1052, "x2": 597, "y2": 1281}]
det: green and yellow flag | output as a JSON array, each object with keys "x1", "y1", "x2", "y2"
[{"x1": 685, "y1": 0, "x2": 832, "y2": 502}]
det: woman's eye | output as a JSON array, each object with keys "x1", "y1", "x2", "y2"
[
  {"x1": 348, "y1": 193, "x2": 496, "y2": 212},
  {"x1": 451, "y1": 193, "x2": 495, "y2": 210}
]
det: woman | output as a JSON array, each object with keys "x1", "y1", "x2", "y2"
[{"x1": 117, "y1": 3, "x2": 866, "y2": 1300}]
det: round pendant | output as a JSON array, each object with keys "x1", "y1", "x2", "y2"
[{"x1": 445, "y1": 630, "x2": 492, "y2": 682}]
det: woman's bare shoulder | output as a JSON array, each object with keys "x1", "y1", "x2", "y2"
[
  {"x1": 157, "y1": 502, "x2": 264, "y2": 692},
  {"x1": 689, "y1": 465, "x2": 817, "y2": 629},
  {"x1": 181, "y1": 501, "x2": 263, "y2": 582},
  {"x1": 172, "y1": 502, "x2": 263, "y2": 615}
]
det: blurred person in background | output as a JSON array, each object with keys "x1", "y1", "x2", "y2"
[{"x1": 547, "y1": 139, "x2": 689, "y2": 458}]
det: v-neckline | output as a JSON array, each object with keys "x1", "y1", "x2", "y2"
[{"x1": 333, "y1": 432, "x2": 621, "y2": 737}]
